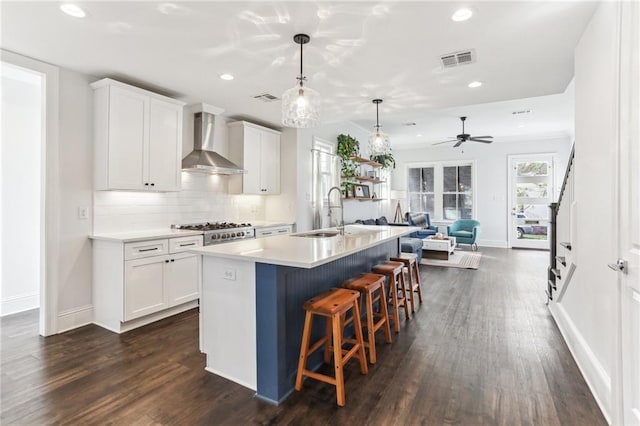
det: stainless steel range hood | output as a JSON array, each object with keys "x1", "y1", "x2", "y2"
[{"x1": 182, "y1": 111, "x2": 246, "y2": 175}]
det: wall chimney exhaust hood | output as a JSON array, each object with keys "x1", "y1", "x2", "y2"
[{"x1": 182, "y1": 106, "x2": 246, "y2": 175}]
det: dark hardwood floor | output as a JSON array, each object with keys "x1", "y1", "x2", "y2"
[{"x1": 1, "y1": 248, "x2": 606, "y2": 425}]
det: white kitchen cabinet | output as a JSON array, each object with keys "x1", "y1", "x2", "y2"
[
  {"x1": 228, "y1": 121, "x2": 281, "y2": 195},
  {"x1": 92, "y1": 78, "x2": 185, "y2": 191},
  {"x1": 93, "y1": 234, "x2": 202, "y2": 333},
  {"x1": 255, "y1": 224, "x2": 293, "y2": 238},
  {"x1": 124, "y1": 256, "x2": 168, "y2": 321}
]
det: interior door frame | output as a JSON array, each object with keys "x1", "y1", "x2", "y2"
[
  {"x1": 507, "y1": 153, "x2": 556, "y2": 249},
  {"x1": 1, "y1": 49, "x2": 60, "y2": 336},
  {"x1": 613, "y1": 1, "x2": 640, "y2": 423}
]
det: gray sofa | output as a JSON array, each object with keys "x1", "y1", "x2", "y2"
[{"x1": 355, "y1": 216, "x2": 423, "y2": 262}]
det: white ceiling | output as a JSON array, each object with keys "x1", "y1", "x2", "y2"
[{"x1": 0, "y1": 1, "x2": 596, "y2": 147}]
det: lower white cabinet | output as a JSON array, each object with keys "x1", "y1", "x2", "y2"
[
  {"x1": 93, "y1": 235, "x2": 202, "y2": 333},
  {"x1": 256, "y1": 224, "x2": 293, "y2": 238},
  {"x1": 124, "y1": 252, "x2": 200, "y2": 321}
]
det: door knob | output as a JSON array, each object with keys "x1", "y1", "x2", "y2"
[{"x1": 608, "y1": 259, "x2": 627, "y2": 273}]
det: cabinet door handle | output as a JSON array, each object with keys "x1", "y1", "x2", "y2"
[
  {"x1": 145, "y1": 183, "x2": 149, "y2": 186},
  {"x1": 139, "y1": 247, "x2": 159, "y2": 252},
  {"x1": 179, "y1": 242, "x2": 196, "y2": 247},
  {"x1": 165, "y1": 260, "x2": 170, "y2": 263},
  {"x1": 170, "y1": 259, "x2": 175, "y2": 262},
  {"x1": 277, "y1": 229, "x2": 288, "y2": 233},
  {"x1": 150, "y1": 183, "x2": 155, "y2": 187}
]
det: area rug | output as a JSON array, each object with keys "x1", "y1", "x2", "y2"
[{"x1": 420, "y1": 251, "x2": 482, "y2": 269}]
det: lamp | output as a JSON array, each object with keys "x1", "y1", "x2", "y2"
[
  {"x1": 368, "y1": 99, "x2": 391, "y2": 156},
  {"x1": 281, "y1": 34, "x2": 320, "y2": 128},
  {"x1": 390, "y1": 190, "x2": 406, "y2": 223}
]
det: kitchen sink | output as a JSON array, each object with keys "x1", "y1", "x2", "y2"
[{"x1": 291, "y1": 231, "x2": 340, "y2": 238}]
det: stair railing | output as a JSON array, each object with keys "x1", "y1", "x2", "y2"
[{"x1": 547, "y1": 145, "x2": 575, "y2": 304}]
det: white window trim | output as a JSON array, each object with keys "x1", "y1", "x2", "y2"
[{"x1": 404, "y1": 159, "x2": 477, "y2": 224}]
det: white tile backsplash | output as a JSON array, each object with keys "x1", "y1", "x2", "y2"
[{"x1": 93, "y1": 172, "x2": 266, "y2": 233}]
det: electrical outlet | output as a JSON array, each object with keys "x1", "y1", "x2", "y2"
[
  {"x1": 78, "y1": 207, "x2": 89, "y2": 220},
  {"x1": 223, "y1": 268, "x2": 236, "y2": 281}
]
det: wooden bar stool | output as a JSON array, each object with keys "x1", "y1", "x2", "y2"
[
  {"x1": 342, "y1": 273, "x2": 392, "y2": 364},
  {"x1": 372, "y1": 261, "x2": 410, "y2": 333},
  {"x1": 295, "y1": 288, "x2": 368, "y2": 407},
  {"x1": 390, "y1": 253, "x2": 424, "y2": 313}
]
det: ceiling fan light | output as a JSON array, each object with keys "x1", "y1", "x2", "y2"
[{"x1": 468, "y1": 81, "x2": 482, "y2": 88}]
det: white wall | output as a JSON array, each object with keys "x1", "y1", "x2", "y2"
[
  {"x1": 1, "y1": 64, "x2": 42, "y2": 315},
  {"x1": 392, "y1": 135, "x2": 572, "y2": 247},
  {"x1": 549, "y1": 3, "x2": 620, "y2": 422},
  {"x1": 56, "y1": 68, "x2": 95, "y2": 321}
]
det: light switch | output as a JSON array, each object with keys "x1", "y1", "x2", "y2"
[
  {"x1": 223, "y1": 268, "x2": 236, "y2": 281},
  {"x1": 78, "y1": 206, "x2": 89, "y2": 220}
]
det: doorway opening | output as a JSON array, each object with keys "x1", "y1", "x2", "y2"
[{"x1": 0, "y1": 61, "x2": 44, "y2": 331}]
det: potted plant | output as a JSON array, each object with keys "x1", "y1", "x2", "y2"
[
  {"x1": 370, "y1": 152, "x2": 396, "y2": 169},
  {"x1": 337, "y1": 134, "x2": 360, "y2": 195}
]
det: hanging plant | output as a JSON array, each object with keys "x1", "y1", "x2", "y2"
[
  {"x1": 370, "y1": 152, "x2": 396, "y2": 169},
  {"x1": 337, "y1": 134, "x2": 360, "y2": 195}
]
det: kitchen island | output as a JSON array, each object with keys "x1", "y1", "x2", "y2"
[{"x1": 190, "y1": 224, "x2": 418, "y2": 404}]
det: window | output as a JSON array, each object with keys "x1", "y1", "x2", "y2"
[{"x1": 407, "y1": 161, "x2": 474, "y2": 221}]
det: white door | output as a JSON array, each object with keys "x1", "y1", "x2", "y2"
[
  {"x1": 124, "y1": 256, "x2": 168, "y2": 321},
  {"x1": 617, "y1": 2, "x2": 639, "y2": 423},
  {"x1": 508, "y1": 154, "x2": 554, "y2": 249},
  {"x1": 108, "y1": 86, "x2": 148, "y2": 190},
  {"x1": 148, "y1": 98, "x2": 182, "y2": 191},
  {"x1": 167, "y1": 253, "x2": 200, "y2": 307},
  {"x1": 260, "y1": 131, "x2": 280, "y2": 194}
]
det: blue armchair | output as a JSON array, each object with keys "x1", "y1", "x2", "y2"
[
  {"x1": 447, "y1": 219, "x2": 480, "y2": 251},
  {"x1": 406, "y1": 212, "x2": 438, "y2": 239}
]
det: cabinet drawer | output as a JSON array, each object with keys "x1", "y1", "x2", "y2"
[
  {"x1": 169, "y1": 236, "x2": 203, "y2": 254},
  {"x1": 422, "y1": 240, "x2": 452, "y2": 251},
  {"x1": 124, "y1": 239, "x2": 169, "y2": 260},
  {"x1": 256, "y1": 225, "x2": 292, "y2": 238}
]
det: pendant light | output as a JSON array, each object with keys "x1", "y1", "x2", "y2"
[
  {"x1": 281, "y1": 33, "x2": 320, "y2": 128},
  {"x1": 368, "y1": 99, "x2": 391, "y2": 156}
]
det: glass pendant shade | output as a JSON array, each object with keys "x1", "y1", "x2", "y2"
[
  {"x1": 282, "y1": 33, "x2": 320, "y2": 128},
  {"x1": 281, "y1": 83, "x2": 320, "y2": 128},
  {"x1": 368, "y1": 128, "x2": 391, "y2": 155},
  {"x1": 368, "y1": 98, "x2": 391, "y2": 155}
]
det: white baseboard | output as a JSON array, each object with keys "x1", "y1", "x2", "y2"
[
  {"x1": 1, "y1": 292, "x2": 39, "y2": 316},
  {"x1": 476, "y1": 239, "x2": 508, "y2": 248},
  {"x1": 57, "y1": 305, "x2": 94, "y2": 333},
  {"x1": 549, "y1": 302, "x2": 612, "y2": 424}
]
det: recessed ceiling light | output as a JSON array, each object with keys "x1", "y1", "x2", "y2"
[
  {"x1": 219, "y1": 74, "x2": 234, "y2": 81},
  {"x1": 417, "y1": 134, "x2": 423, "y2": 137},
  {"x1": 451, "y1": 8, "x2": 473, "y2": 22},
  {"x1": 60, "y1": 4, "x2": 86, "y2": 18},
  {"x1": 468, "y1": 81, "x2": 482, "y2": 88}
]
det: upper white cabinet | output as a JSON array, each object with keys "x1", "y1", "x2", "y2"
[
  {"x1": 228, "y1": 121, "x2": 281, "y2": 195},
  {"x1": 92, "y1": 78, "x2": 185, "y2": 191}
]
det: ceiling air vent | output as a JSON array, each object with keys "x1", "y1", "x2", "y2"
[
  {"x1": 440, "y1": 49, "x2": 476, "y2": 69},
  {"x1": 253, "y1": 93, "x2": 279, "y2": 102}
]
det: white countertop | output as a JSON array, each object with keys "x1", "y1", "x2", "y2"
[
  {"x1": 190, "y1": 224, "x2": 419, "y2": 269},
  {"x1": 90, "y1": 229, "x2": 203, "y2": 242}
]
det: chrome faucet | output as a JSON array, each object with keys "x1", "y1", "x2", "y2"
[{"x1": 327, "y1": 186, "x2": 344, "y2": 235}]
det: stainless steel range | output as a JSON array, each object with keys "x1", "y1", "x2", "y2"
[{"x1": 172, "y1": 222, "x2": 255, "y2": 245}]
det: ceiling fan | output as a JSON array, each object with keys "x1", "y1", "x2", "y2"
[{"x1": 433, "y1": 116, "x2": 493, "y2": 147}]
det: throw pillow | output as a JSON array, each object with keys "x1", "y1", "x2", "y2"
[{"x1": 376, "y1": 216, "x2": 389, "y2": 225}]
